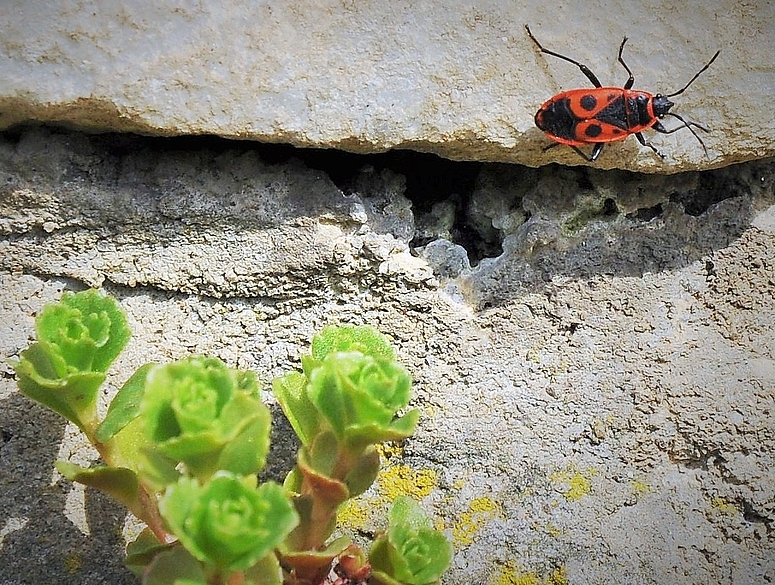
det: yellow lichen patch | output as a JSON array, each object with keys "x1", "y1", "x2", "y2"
[
  {"x1": 470, "y1": 496, "x2": 500, "y2": 513},
  {"x1": 495, "y1": 565, "x2": 539, "y2": 585},
  {"x1": 492, "y1": 563, "x2": 568, "y2": 585},
  {"x1": 545, "y1": 522, "x2": 563, "y2": 537},
  {"x1": 710, "y1": 497, "x2": 739, "y2": 516},
  {"x1": 631, "y1": 480, "x2": 651, "y2": 495},
  {"x1": 548, "y1": 565, "x2": 568, "y2": 585},
  {"x1": 452, "y1": 497, "x2": 500, "y2": 547},
  {"x1": 550, "y1": 466, "x2": 596, "y2": 502},
  {"x1": 337, "y1": 456, "x2": 441, "y2": 535},
  {"x1": 377, "y1": 464, "x2": 437, "y2": 501},
  {"x1": 526, "y1": 344, "x2": 542, "y2": 363},
  {"x1": 564, "y1": 474, "x2": 592, "y2": 501},
  {"x1": 337, "y1": 497, "x2": 372, "y2": 531}
]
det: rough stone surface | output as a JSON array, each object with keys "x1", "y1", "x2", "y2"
[
  {"x1": 1, "y1": 128, "x2": 775, "y2": 585},
  {"x1": 1, "y1": 1, "x2": 774, "y2": 171}
]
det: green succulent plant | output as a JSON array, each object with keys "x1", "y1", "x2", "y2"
[
  {"x1": 370, "y1": 497, "x2": 453, "y2": 585},
  {"x1": 159, "y1": 473, "x2": 298, "y2": 571},
  {"x1": 14, "y1": 289, "x2": 130, "y2": 434},
  {"x1": 13, "y1": 291, "x2": 452, "y2": 585},
  {"x1": 138, "y1": 356, "x2": 271, "y2": 488}
]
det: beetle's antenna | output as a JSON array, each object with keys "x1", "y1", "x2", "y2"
[{"x1": 666, "y1": 50, "x2": 720, "y2": 98}]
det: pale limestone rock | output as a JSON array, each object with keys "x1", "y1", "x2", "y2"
[{"x1": 1, "y1": 1, "x2": 774, "y2": 171}]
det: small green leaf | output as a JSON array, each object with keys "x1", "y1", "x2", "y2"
[
  {"x1": 389, "y1": 496, "x2": 433, "y2": 530},
  {"x1": 36, "y1": 289, "x2": 130, "y2": 374},
  {"x1": 96, "y1": 363, "x2": 155, "y2": 443},
  {"x1": 344, "y1": 446, "x2": 380, "y2": 497},
  {"x1": 55, "y1": 462, "x2": 140, "y2": 514},
  {"x1": 308, "y1": 352, "x2": 412, "y2": 441},
  {"x1": 274, "y1": 325, "x2": 414, "y2": 455},
  {"x1": 283, "y1": 466, "x2": 303, "y2": 493},
  {"x1": 142, "y1": 545, "x2": 207, "y2": 585},
  {"x1": 125, "y1": 528, "x2": 170, "y2": 577},
  {"x1": 272, "y1": 371, "x2": 320, "y2": 446},
  {"x1": 308, "y1": 430, "x2": 339, "y2": 476},
  {"x1": 214, "y1": 392, "x2": 272, "y2": 473},
  {"x1": 277, "y1": 536, "x2": 352, "y2": 583},
  {"x1": 295, "y1": 447, "x2": 350, "y2": 506},
  {"x1": 215, "y1": 416, "x2": 270, "y2": 476},
  {"x1": 101, "y1": 409, "x2": 151, "y2": 473},
  {"x1": 139, "y1": 357, "x2": 271, "y2": 484},
  {"x1": 369, "y1": 537, "x2": 402, "y2": 585},
  {"x1": 369, "y1": 497, "x2": 452, "y2": 585},
  {"x1": 235, "y1": 369, "x2": 262, "y2": 398},
  {"x1": 342, "y1": 409, "x2": 420, "y2": 453},
  {"x1": 13, "y1": 290, "x2": 130, "y2": 433},
  {"x1": 15, "y1": 344, "x2": 104, "y2": 432},
  {"x1": 137, "y1": 448, "x2": 181, "y2": 492},
  {"x1": 369, "y1": 569, "x2": 408, "y2": 585},
  {"x1": 243, "y1": 553, "x2": 283, "y2": 585}
]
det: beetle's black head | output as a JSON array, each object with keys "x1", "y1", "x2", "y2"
[{"x1": 652, "y1": 94, "x2": 675, "y2": 117}]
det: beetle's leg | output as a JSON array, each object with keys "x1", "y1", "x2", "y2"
[
  {"x1": 525, "y1": 25, "x2": 602, "y2": 88},
  {"x1": 565, "y1": 143, "x2": 604, "y2": 162},
  {"x1": 634, "y1": 132, "x2": 665, "y2": 159},
  {"x1": 587, "y1": 143, "x2": 605, "y2": 162},
  {"x1": 540, "y1": 141, "x2": 603, "y2": 162},
  {"x1": 541, "y1": 141, "x2": 604, "y2": 162},
  {"x1": 653, "y1": 117, "x2": 709, "y2": 135},
  {"x1": 616, "y1": 37, "x2": 635, "y2": 89},
  {"x1": 653, "y1": 114, "x2": 710, "y2": 156}
]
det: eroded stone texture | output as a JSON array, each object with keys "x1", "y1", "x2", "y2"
[
  {"x1": 0, "y1": 129, "x2": 434, "y2": 302},
  {"x1": 1, "y1": 1, "x2": 774, "y2": 171},
  {"x1": 1, "y1": 129, "x2": 774, "y2": 584}
]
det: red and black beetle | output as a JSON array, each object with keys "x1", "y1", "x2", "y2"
[{"x1": 525, "y1": 25, "x2": 720, "y2": 162}]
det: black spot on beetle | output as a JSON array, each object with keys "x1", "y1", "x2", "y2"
[
  {"x1": 580, "y1": 94, "x2": 597, "y2": 111},
  {"x1": 584, "y1": 124, "x2": 603, "y2": 137}
]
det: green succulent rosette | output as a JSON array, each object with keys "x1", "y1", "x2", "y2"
[
  {"x1": 308, "y1": 350, "x2": 418, "y2": 449},
  {"x1": 14, "y1": 289, "x2": 130, "y2": 432},
  {"x1": 159, "y1": 472, "x2": 298, "y2": 572},
  {"x1": 273, "y1": 326, "x2": 419, "y2": 455},
  {"x1": 369, "y1": 497, "x2": 453, "y2": 585},
  {"x1": 138, "y1": 356, "x2": 271, "y2": 487}
]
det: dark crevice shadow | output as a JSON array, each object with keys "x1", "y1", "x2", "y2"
[
  {"x1": 455, "y1": 159, "x2": 775, "y2": 308},
  {"x1": 1, "y1": 125, "x2": 773, "y2": 309}
]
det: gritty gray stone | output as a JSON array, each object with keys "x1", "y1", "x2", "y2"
[
  {"x1": 418, "y1": 239, "x2": 471, "y2": 279},
  {"x1": 1, "y1": 128, "x2": 774, "y2": 585},
  {"x1": 354, "y1": 166, "x2": 416, "y2": 243}
]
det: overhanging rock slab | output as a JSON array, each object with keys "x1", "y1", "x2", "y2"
[{"x1": 1, "y1": 1, "x2": 773, "y2": 172}]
